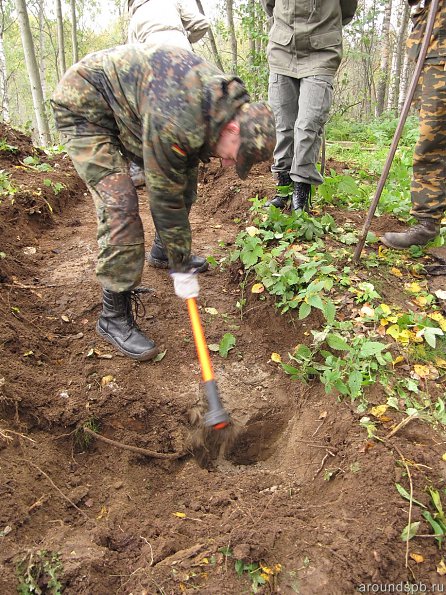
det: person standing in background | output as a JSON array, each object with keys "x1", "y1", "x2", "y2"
[
  {"x1": 381, "y1": 0, "x2": 445, "y2": 250},
  {"x1": 261, "y1": 0, "x2": 357, "y2": 211},
  {"x1": 127, "y1": 0, "x2": 210, "y2": 50}
]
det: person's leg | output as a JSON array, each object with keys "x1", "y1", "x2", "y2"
[
  {"x1": 147, "y1": 166, "x2": 209, "y2": 272},
  {"x1": 382, "y1": 65, "x2": 446, "y2": 249},
  {"x1": 53, "y1": 109, "x2": 157, "y2": 360},
  {"x1": 265, "y1": 73, "x2": 299, "y2": 208},
  {"x1": 291, "y1": 75, "x2": 333, "y2": 210}
]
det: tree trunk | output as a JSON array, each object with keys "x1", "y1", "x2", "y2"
[
  {"x1": 398, "y1": 50, "x2": 411, "y2": 112},
  {"x1": 195, "y1": 0, "x2": 224, "y2": 72},
  {"x1": 38, "y1": 0, "x2": 46, "y2": 97},
  {"x1": 70, "y1": 0, "x2": 78, "y2": 64},
  {"x1": 0, "y1": 32, "x2": 8, "y2": 121},
  {"x1": 249, "y1": 0, "x2": 255, "y2": 64},
  {"x1": 375, "y1": 0, "x2": 392, "y2": 116},
  {"x1": 389, "y1": 0, "x2": 410, "y2": 114},
  {"x1": 14, "y1": 0, "x2": 51, "y2": 145},
  {"x1": 225, "y1": 0, "x2": 237, "y2": 74},
  {"x1": 55, "y1": 0, "x2": 66, "y2": 77}
]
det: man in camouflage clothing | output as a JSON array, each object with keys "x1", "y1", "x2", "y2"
[
  {"x1": 381, "y1": 0, "x2": 446, "y2": 249},
  {"x1": 51, "y1": 45, "x2": 275, "y2": 361}
]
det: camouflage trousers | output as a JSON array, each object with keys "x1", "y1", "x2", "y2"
[
  {"x1": 411, "y1": 64, "x2": 446, "y2": 222},
  {"x1": 52, "y1": 104, "x2": 197, "y2": 293}
]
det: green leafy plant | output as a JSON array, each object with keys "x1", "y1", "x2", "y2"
[
  {"x1": 43, "y1": 178, "x2": 65, "y2": 195},
  {"x1": 16, "y1": 550, "x2": 63, "y2": 595},
  {"x1": 0, "y1": 138, "x2": 18, "y2": 152},
  {"x1": 219, "y1": 333, "x2": 236, "y2": 358},
  {"x1": 23, "y1": 155, "x2": 53, "y2": 172},
  {"x1": 0, "y1": 170, "x2": 18, "y2": 200},
  {"x1": 281, "y1": 333, "x2": 392, "y2": 401}
]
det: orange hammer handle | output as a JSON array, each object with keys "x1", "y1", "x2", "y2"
[{"x1": 186, "y1": 297, "x2": 214, "y2": 383}]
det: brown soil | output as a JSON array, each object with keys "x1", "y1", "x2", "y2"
[{"x1": 1, "y1": 123, "x2": 446, "y2": 594}]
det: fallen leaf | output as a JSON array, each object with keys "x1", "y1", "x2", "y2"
[
  {"x1": 413, "y1": 364, "x2": 438, "y2": 380},
  {"x1": 204, "y1": 307, "x2": 218, "y2": 316},
  {"x1": 437, "y1": 559, "x2": 446, "y2": 576},
  {"x1": 246, "y1": 226, "x2": 259, "y2": 237},
  {"x1": 319, "y1": 411, "x2": 328, "y2": 419},
  {"x1": 208, "y1": 344, "x2": 220, "y2": 352},
  {"x1": 61, "y1": 314, "x2": 70, "y2": 323},
  {"x1": 101, "y1": 375, "x2": 114, "y2": 386},
  {"x1": 442, "y1": 453, "x2": 446, "y2": 462},
  {"x1": 153, "y1": 349, "x2": 167, "y2": 363},
  {"x1": 409, "y1": 553, "x2": 424, "y2": 564},
  {"x1": 392, "y1": 356, "x2": 405, "y2": 367},
  {"x1": 404, "y1": 282, "x2": 422, "y2": 294},
  {"x1": 369, "y1": 405, "x2": 388, "y2": 419},
  {"x1": 173, "y1": 512, "x2": 187, "y2": 518},
  {"x1": 96, "y1": 505, "x2": 108, "y2": 520},
  {"x1": 379, "y1": 304, "x2": 392, "y2": 316},
  {"x1": 252, "y1": 283, "x2": 264, "y2": 294},
  {"x1": 435, "y1": 357, "x2": 446, "y2": 368},
  {"x1": 390, "y1": 267, "x2": 403, "y2": 278},
  {"x1": 414, "y1": 296, "x2": 428, "y2": 308},
  {"x1": 434, "y1": 289, "x2": 446, "y2": 300},
  {"x1": 271, "y1": 352, "x2": 282, "y2": 363},
  {"x1": 359, "y1": 305, "x2": 375, "y2": 318}
]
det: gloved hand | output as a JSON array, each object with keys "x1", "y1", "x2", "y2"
[{"x1": 171, "y1": 271, "x2": 200, "y2": 299}]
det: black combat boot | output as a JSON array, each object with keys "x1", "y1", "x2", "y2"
[
  {"x1": 147, "y1": 232, "x2": 209, "y2": 273},
  {"x1": 292, "y1": 182, "x2": 311, "y2": 212},
  {"x1": 265, "y1": 172, "x2": 293, "y2": 208},
  {"x1": 381, "y1": 220, "x2": 440, "y2": 250},
  {"x1": 96, "y1": 289, "x2": 158, "y2": 361}
]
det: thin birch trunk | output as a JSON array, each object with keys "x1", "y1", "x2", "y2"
[
  {"x1": 55, "y1": 0, "x2": 66, "y2": 77},
  {"x1": 0, "y1": 33, "x2": 8, "y2": 121},
  {"x1": 195, "y1": 0, "x2": 224, "y2": 71},
  {"x1": 225, "y1": 0, "x2": 237, "y2": 74},
  {"x1": 14, "y1": 0, "x2": 51, "y2": 144},
  {"x1": 70, "y1": 0, "x2": 78, "y2": 64},
  {"x1": 375, "y1": 0, "x2": 392, "y2": 116}
]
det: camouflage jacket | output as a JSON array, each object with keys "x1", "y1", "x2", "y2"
[
  {"x1": 407, "y1": 0, "x2": 446, "y2": 63},
  {"x1": 261, "y1": 0, "x2": 358, "y2": 78},
  {"x1": 53, "y1": 45, "x2": 249, "y2": 270}
]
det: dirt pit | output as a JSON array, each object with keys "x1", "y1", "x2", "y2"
[{"x1": 1, "y1": 123, "x2": 445, "y2": 594}]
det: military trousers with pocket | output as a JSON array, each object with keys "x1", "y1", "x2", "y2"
[
  {"x1": 268, "y1": 73, "x2": 333, "y2": 186},
  {"x1": 52, "y1": 82, "x2": 197, "y2": 293},
  {"x1": 410, "y1": 64, "x2": 446, "y2": 223}
]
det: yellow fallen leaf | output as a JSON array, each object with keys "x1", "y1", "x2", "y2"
[
  {"x1": 369, "y1": 405, "x2": 388, "y2": 418},
  {"x1": 271, "y1": 352, "x2": 282, "y2": 363},
  {"x1": 414, "y1": 296, "x2": 428, "y2": 308},
  {"x1": 409, "y1": 553, "x2": 424, "y2": 564},
  {"x1": 413, "y1": 364, "x2": 433, "y2": 379},
  {"x1": 319, "y1": 411, "x2": 328, "y2": 419},
  {"x1": 442, "y1": 453, "x2": 446, "y2": 461},
  {"x1": 392, "y1": 356, "x2": 405, "y2": 366},
  {"x1": 96, "y1": 505, "x2": 108, "y2": 520},
  {"x1": 378, "y1": 245, "x2": 387, "y2": 258},
  {"x1": 437, "y1": 559, "x2": 446, "y2": 576},
  {"x1": 173, "y1": 512, "x2": 187, "y2": 518},
  {"x1": 390, "y1": 267, "x2": 403, "y2": 278},
  {"x1": 428, "y1": 312, "x2": 446, "y2": 331},
  {"x1": 274, "y1": 563, "x2": 283, "y2": 573},
  {"x1": 246, "y1": 226, "x2": 259, "y2": 237},
  {"x1": 379, "y1": 304, "x2": 392, "y2": 316},
  {"x1": 252, "y1": 283, "x2": 264, "y2": 294},
  {"x1": 388, "y1": 315, "x2": 399, "y2": 323},
  {"x1": 101, "y1": 375, "x2": 114, "y2": 386},
  {"x1": 260, "y1": 563, "x2": 274, "y2": 575},
  {"x1": 204, "y1": 307, "x2": 218, "y2": 316},
  {"x1": 404, "y1": 282, "x2": 422, "y2": 294}
]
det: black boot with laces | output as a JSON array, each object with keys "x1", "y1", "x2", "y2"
[
  {"x1": 265, "y1": 172, "x2": 293, "y2": 208},
  {"x1": 96, "y1": 289, "x2": 158, "y2": 361},
  {"x1": 292, "y1": 182, "x2": 311, "y2": 212}
]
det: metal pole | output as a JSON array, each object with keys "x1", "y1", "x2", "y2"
[{"x1": 353, "y1": 0, "x2": 440, "y2": 262}]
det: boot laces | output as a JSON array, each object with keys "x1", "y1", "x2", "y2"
[{"x1": 128, "y1": 289, "x2": 149, "y2": 326}]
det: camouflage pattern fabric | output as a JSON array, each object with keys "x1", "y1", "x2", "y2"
[
  {"x1": 410, "y1": 64, "x2": 446, "y2": 222},
  {"x1": 406, "y1": 0, "x2": 446, "y2": 64},
  {"x1": 51, "y1": 45, "x2": 262, "y2": 288}
]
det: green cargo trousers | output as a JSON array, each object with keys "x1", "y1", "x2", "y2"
[
  {"x1": 268, "y1": 73, "x2": 333, "y2": 186},
  {"x1": 410, "y1": 64, "x2": 446, "y2": 223}
]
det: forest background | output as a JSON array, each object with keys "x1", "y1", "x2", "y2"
[{"x1": 0, "y1": 0, "x2": 417, "y2": 149}]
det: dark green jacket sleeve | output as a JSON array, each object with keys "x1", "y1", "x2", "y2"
[
  {"x1": 341, "y1": 0, "x2": 358, "y2": 25},
  {"x1": 143, "y1": 115, "x2": 194, "y2": 272}
]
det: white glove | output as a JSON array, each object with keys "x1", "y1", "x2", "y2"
[{"x1": 171, "y1": 272, "x2": 200, "y2": 299}]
